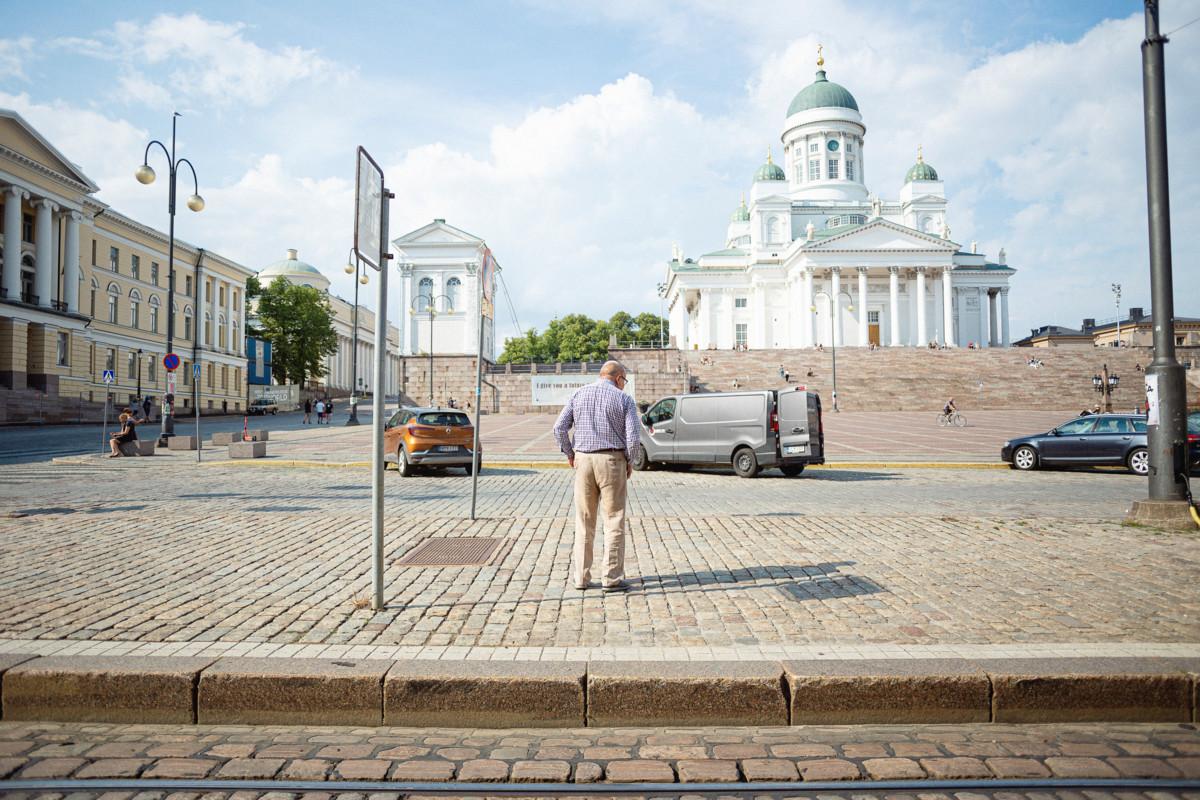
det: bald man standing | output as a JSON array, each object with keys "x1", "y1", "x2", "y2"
[{"x1": 552, "y1": 360, "x2": 641, "y2": 592}]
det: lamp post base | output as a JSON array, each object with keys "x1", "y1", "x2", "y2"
[
  {"x1": 345, "y1": 394, "x2": 360, "y2": 426},
  {"x1": 1126, "y1": 499, "x2": 1199, "y2": 531},
  {"x1": 156, "y1": 413, "x2": 176, "y2": 447}
]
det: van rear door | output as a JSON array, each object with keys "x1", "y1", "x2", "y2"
[
  {"x1": 776, "y1": 389, "x2": 814, "y2": 460},
  {"x1": 808, "y1": 392, "x2": 824, "y2": 462}
]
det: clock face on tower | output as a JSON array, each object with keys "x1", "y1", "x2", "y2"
[{"x1": 827, "y1": 140, "x2": 839, "y2": 152}]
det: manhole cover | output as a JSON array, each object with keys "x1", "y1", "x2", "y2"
[{"x1": 397, "y1": 537, "x2": 506, "y2": 567}]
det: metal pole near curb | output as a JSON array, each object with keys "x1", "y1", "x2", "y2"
[
  {"x1": 370, "y1": 188, "x2": 391, "y2": 611},
  {"x1": 469, "y1": 252, "x2": 487, "y2": 520}
]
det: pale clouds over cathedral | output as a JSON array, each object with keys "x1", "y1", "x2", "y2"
[{"x1": 666, "y1": 51, "x2": 1015, "y2": 351}]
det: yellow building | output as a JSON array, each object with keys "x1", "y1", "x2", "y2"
[{"x1": 0, "y1": 108, "x2": 254, "y2": 422}]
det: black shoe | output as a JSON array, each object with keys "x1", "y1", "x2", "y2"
[{"x1": 602, "y1": 581, "x2": 628, "y2": 593}]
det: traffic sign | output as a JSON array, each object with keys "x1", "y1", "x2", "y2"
[
  {"x1": 353, "y1": 146, "x2": 385, "y2": 270},
  {"x1": 193, "y1": 363, "x2": 201, "y2": 379},
  {"x1": 167, "y1": 372, "x2": 177, "y2": 396},
  {"x1": 101, "y1": 369, "x2": 115, "y2": 384},
  {"x1": 163, "y1": 352, "x2": 180, "y2": 371}
]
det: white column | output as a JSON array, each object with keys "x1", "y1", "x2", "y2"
[
  {"x1": 34, "y1": 199, "x2": 56, "y2": 307},
  {"x1": 977, "y1": 287, "x2": 988, "y2": 347},
  {"x1": 63, "y1": 212, "x2": 80, "y2": 313},
  {"x1": 209, "y1": 277, "x2": 218, "y2": 349},
  {"x1": 224, "y1": 281, "x2": 233, "y2": 352},
  {"x1": 941, "y1": 268, "x2": 954, "y2": 347},
  {"x1": 988, "y1": 290, "x2": 999, "y2": 346},
  {"x1": 830, "y1": 268, "x2": 842, "y2": 347},
  {"x1": 888, "y1": 267, "x2": 901, "y2": 346},
  {"x1": 1000, "y1": 288, "x2": 1011, "y2": 346},
  {"x1": 856, "y1": 267, "x2": 868, "y2": 346},
  {"x1": 915, "y1": 268, "x2": 927, "y2": 346},
  {"x1": 802, "y1": 268, "x2": 814, "y2": 347},
  {"x1": 2, "y1": 186, "x2": 27, "y2": 299},
  {"x1": 698, "y1": 290, "x2": 711, "y2": 348}
]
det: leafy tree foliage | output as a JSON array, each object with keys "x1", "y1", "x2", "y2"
[
  {"x1": 498, "y1": 312, "x2": 668, "y2": 363},
  {"x1": 253, "y1": 277, "x2": 338, "y2": 386}
]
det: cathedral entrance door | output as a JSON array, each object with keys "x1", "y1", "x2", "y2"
[{"x1": 868, "y1": 324, "x2": 880, "y2": 345}]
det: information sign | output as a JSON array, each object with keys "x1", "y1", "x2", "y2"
[
  {"x1": 102, "y1": 369, "x2": 115, "y2": 384},
  {"x1": 193, "y1": 363, "x2": 201, "y2": 379},
  {"x1": 353, "y1": 146, "x2": 385, "y2": 271},
  {"x1": 163, "y1": 352, "x2": 180, "y2": 371},
  {"x1": 167, "y1": 372, "x2": 177, "y2": 397}
]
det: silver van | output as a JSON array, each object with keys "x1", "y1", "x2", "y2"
[{"x1": 631, "y1": 388, "x2": 824, "y2": 477}]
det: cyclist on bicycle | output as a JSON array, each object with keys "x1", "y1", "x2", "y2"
[{"x1": 943, "y1": 397, "x2": 957, "y2": 417}]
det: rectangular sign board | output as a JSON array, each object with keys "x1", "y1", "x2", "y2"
[
  {"x1": 354, "y1": 146, "x2": 385, "y2": 271},
  {"x1": 530, "y1": 374, "x2": 635, "y2": 407}
]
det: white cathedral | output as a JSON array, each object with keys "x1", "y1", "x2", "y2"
[{"x1": 665, "y1": 53, "x2": 1015, "y2": 351}]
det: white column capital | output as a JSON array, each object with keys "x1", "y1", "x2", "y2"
[
  {"x1": 5, "y1": 185, "x2": 29, "y2": 201},
  {"x1": 888, "y1": 265, "x2": 900, "y2": 275},
  {"x1": 914, "y1": 265, "x2": 927, "y2": 273},
  {"x1": 67, "y1": 210, "x2": 82, "y2": 222},
  {"x1": 36, "y1": 198, "x2": 59, "y2": 213}
]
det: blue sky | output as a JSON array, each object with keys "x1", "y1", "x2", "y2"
[{"x1": 2, "y1": 1, "x2": 1197, "y2": 348}]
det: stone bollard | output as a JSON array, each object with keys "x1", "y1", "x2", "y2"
[
  {"x1": 167, "y1": 435, "x2": 199, "y2": 451},
  {"x1": 229, "y1": 441, "x2": 266, "y2": 459},
  {"x1": 247, "y1": 430, "x2": 269, "y2": 442},
  {"x1": 211, "y1": 431, "x2": 237, "y2": 445}
]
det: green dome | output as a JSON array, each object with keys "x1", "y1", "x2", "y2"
[
  {"x1": 787, "y1": 69, "x2": 859, "y2": 116},
  {"x1": 753, "y1": 151, "x2": 786, "y2": 182},
  {"x1": 905, "y1": 151, "x2": 939, "y2": 182},
  {"x1": 730, "y1": 197, "x2": 750, "y2": 222}
]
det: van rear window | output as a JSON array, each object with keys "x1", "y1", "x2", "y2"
[{"x1": 417, "y1": 412, "x2": 471, "y2": 426}]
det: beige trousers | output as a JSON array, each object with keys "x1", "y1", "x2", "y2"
[{"x1": 571, "y1": 451, "x2": 628, "y2": 587}]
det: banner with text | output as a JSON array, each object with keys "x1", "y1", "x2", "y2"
[{"x1": 530, "y1": 374, "x2": 636, "y2": 406}]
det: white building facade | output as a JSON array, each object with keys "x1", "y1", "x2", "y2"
[
  {"x1": 666, "y1": 57, "x2": 1015, "y2": 351},
  {"x1": 393, "y1": 219, "x2": 498, "y2": 359}
]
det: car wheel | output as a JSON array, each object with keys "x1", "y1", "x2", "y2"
[
  {"x1": 1127, "y1": 447, "x2": 1149, "y2": 476},
  {"x1": 781, "y1": 463, "x2": 805, "y2": 477},
  {"x1": 397, "y1": 444, "x2": 414, "y2": 477},
  {"x1": 464, "y1": 458, "x2": 476, "y2": 476},
  {"x1": 732, "y1": 447, "x2": 759, "y2": 478},
  {"x1": 1012, "y1": 445, "x2": 1038, "y2": 471},
  {"x1": 631, "y1": 445, "x2": 649, "y2": 471}
]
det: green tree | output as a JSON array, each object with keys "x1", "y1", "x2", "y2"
[
  {"x1": 243, "y1": 276, "x2": 263, "y2": 337},
  {"x1": 497, "y1": 312, "x2": 668, "y2": 363},
  {"x1": 254, "y1": 277, "x2": 338, "y2": 386}
]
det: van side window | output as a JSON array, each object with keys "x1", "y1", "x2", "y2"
[
  {"x1": 647, "y1": 398, "x2": 676, "y2": 425},
  {"x1": 1131, "y1": 419, "x2": 1147, "y2": 433}
]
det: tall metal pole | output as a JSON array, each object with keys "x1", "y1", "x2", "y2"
[
  {"x1": 1112, "y1": 283, "x2": 1122, "y2": 347},
  {"x1": 161, "y1": 114, "x2": 178, "y2": 445},
  {"x1": 1141, "y1": 0, "x2": 1187, "y2": 502},
  {"x1": 428, "y1": 310, "x2": 435, "y2": 405},
  {"x1": 470, "y1": 253, "x2": 486, "y2": 520},
  {"x1": 347, "y1": 256, "x2": 361, "y2": 425},
  {"x1": 830, "y1": 314, "x2": 839, "y2": 413},
  {"x1": 193, "y1": 250, "x2": 204, "y2": 463},
  {"x1": 371, "y1": 188, "x2": 391, "y2": 611}
]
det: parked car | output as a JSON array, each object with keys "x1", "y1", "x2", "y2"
[
  {"x1": 383, "y1": 407, "x2": 478, "y2": 476},
  {"x1": 1002, "y1": 413, "x2": 1155, "y2": 474},
  {"x1": 247, "y1": 399, "x2": 279, "y2": 415},
  {"x1": 632, "y1": 387, "x2": 824, "y2": 478}
]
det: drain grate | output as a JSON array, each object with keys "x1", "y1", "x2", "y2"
[{"x1": 396, "y1": 537, "x2": 506, "y2": 567}]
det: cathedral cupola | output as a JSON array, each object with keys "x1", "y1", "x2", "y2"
[
  {"x1": 786, "y1": 47, "x2": 860, "y2": 116},
  {"x1": 753, "y1": 148, "x2": 786, "y2": 182},
  {"x1": 730, "y1": 194, "x2": 751, "y2": 222},
  {"x1": 905, "y1": 145, "x2": 939, "y2": 182}
]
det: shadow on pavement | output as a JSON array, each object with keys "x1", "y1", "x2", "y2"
[{"x1": 636, "y1": 562, "x2": 885, "y2": 602}]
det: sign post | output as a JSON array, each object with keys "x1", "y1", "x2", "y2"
[
  {"x1": 470, "y1": 247, "x2": 495, "y2": 520},
  {"x1": 355, "y1": 146, "x2": 388, "y2": 611},
  {"x1": 194, "y1": 363, "x2": 202, "y2": 462},
  {"x1": 100, "y1": 369, "x2": 114, "y2": 453}
]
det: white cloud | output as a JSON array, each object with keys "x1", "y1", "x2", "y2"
[{"x1": 0, "y1": 36, "x2": 35, "y2": 81}]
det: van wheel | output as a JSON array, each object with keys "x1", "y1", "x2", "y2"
[
  {"x1": 732, "y1": 447, "x2": 759, "y2": 478},
  {"x1": 397, "y1": 444, "x2": 414, "y2": 477},
  {"x1": 631, "y1": 445, "x2": 650, "y2": 471},
  {"x1": 781, "y1": 464, "x2": 805, "y2": 477}
]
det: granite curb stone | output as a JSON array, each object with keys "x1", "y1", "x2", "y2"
[
  {"x1": 588, "y1": 661, "x2": 787, "y2": 727},
  {"x1": 197, "y1": 657, "x2": 391, "y2": 726},
  {"x1": 2, "y1": 656, "x2": 213, "y2": 723}
]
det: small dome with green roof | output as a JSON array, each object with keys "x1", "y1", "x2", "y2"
[
  {"x1": 904, "y1": 146, "x2": 939, "y2": 182},
  {"x1": 730, "y1": 195, "x2": 750, "y2": 222},
  {"x1": 787, "y1": 49, "x2": 859, "y2": 116},
  {"x1": 258, "y1": 248, "x2": 330, "y2": 292},
  {"x1": 753, "y1": 148, "x2": 786, "y2": 182}
]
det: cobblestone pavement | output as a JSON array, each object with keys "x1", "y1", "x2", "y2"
[
  {"x1": 1, "y1": 460, "x2": 1197, "y2": 657},
  {"x1": 2, "y1": 720, "x2": 1200, "y2": 794}
]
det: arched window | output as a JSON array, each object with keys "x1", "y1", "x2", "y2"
[
  {"x1": 90, "y1": 277, "x2": 99, "y2": 317},
  {"x1": 233, "y1": 322, "x2": 240, "y2": 354},
  {"x1": 418, "y1": 277, "x2": 433, "y2": 301},
  {"x1": 218, "y1": 314, "x2": 226, "y2": 349},
  {"x1": 204, "y1": 312, "x2": 212, "y2": 345},
  {"x1": 106, "y1": 283, "x2": 120, "y2": 324},
  {"x1": 184, "y1": 306, "x2": 194, "y2": 341},
  {"x1": 765, "y1": 217, "x2": 779, "y2": 243},
  {"x1": 445, "y1": 277, "x2": 461, "y2": 311},
  {"x1": 149, "y1": 296, "x2": 161, "y2": 333}
]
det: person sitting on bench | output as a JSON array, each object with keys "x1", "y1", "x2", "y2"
[{"x1": 108, "y1": 412, "x2": 137, "y2": 458}]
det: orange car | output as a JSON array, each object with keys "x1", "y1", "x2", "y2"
[{"x1": 384, "y1": 407, "x2": 478, "y2": 476}]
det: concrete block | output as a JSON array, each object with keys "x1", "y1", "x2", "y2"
[
  {"x1": 210, "y1": 431, "x2": 237, "y2": 445},
  {"x1": 981, "y1": 657, "x2": 1196, "y2": 723},
  {"x1": 2, "y1": 656, "x2": 213, "y2": 723},
  {"x1": 117, "y1": 440, "x2": 156, "y2": 457},
  {"x1": 784, "y1": 659, "x2": 991, "y2": 724},
  {"x1": 198, "y1": 657, "x2": 391, "y2": 726},
  {"x1": 587, "y1": 661, "x2": 786, "y2": 727},
  {"x1": 166, "y1": 435, "x2": 199, "y2": 451},
  {"x1": 384, "y1": 661, "x2": 585, "y2": 728},
  {"x1": 229, "y1": 441, "x2": 266, "y2": 459},
  {"x1": 248, "y1": 430, "x2": 269, "y2": 441}
]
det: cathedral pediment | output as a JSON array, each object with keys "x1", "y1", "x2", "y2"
[
  {"x1": 393, "y1": 219, "x2": 483, "y2": 247},
  {"x1": 805, "y1": 219, "x2": 957, "y2": 252}
]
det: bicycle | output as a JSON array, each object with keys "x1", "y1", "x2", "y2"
[{"x1": 936, "y1": 411, "x2": 966, "y2": 427}]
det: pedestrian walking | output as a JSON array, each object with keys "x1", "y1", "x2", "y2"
[
  {"x1": 552, "y1": 360, "x2": 640, "y2": 592},
  {"x1": 315, "y1": 398, "x2": 325, "y2": 424},
  {"x1": 303, "y1": 398, "x2": 312, "y2": 424},
  {"x1": 141, "y1": 396, "x2": 152, "y2": 421},
  {"x1": 326, "y1": 398, "x2": 334, "y2": 420}
]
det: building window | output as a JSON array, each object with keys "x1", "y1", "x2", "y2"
[
  {"x1": 219, "y1": 285, "x2": 225, "y2": 305},
  {"x1": 208, "y1": 364, "x2": 214, "y2": 388},
  {"x1": 91, "y1": 240, "x2": 97, "y2": 266},
  {"x1": 446, "y1": 277, "x2": 461, "y2": 310},
  {"x1": 109, "y1": 246, "x2": 119, "y2": 271},
  {"x1": 204, "y1": 313, "x2": 212, "y2": 345},
  {"x1": 183, "y1": 361, "x2": 191, "y2": 386},
  {"x1": 130, "y1": 301, "x2": 139, "y2": 329},
  {"x1": 56, "y1": 332, "x2": 69, "y2": 366},
  {"x1": 89, "y1": 285, "x2": 97, "y2": 317},
  {"x1": 735, "y1": 323, "x2": 748, "y2": 347},
  {"x1": 809, "y1": 142, "x2": 819, "y2": 154},
  {"x1": 105, "y1": 348, "x2": 115, "y2": 372},
  {"x1": 22, "y1": 214, "x2": 33, "y2": 242},
  {"x1": 185, "y1": 276, "x2": 192, "y2": 296},
  {"x1": 868, "y1": 310, "x2": 880, "y2": 324},
  {"x1": 127, "y1": 351, "x2": 136, "y2": 378},
  {"x1": 131, "y1": 255, "x2": 140, "y2": 280},
  {"x1": 148, "y1": 358, "x2": 156, "y2": 383},
  {"x1": 795, "y1": 166, "x2": 803, "y2": 183},
  {"x1": 734, "y1": 297, "x2": 748, "y2": 309},
  {"x1": 150, "y1": 304, "x2": 159, "y2": 333},
  {"x1": 417, "y1": 277, "x2": 434, "y2": 307},
  {"x1": 846, "y1": 140, "x2": 854, "y2": 153},
  {"x1": 151, "y1": 262, "x2": 159, "y2": 285},
  {"x1": 808, "y1": 159, "x2": 820, "y2": 180},
  {"x1": 108, "y1": 294, "x2": 118, "y2": 323},
  {"x1": 846, "y1": 159, "x2": 855, "y2": 181},
  {"x1": 221, "y1": 366, "x2": 228, "y2": 389},
  {"x1": 827, "y1": 159, "x2": 839, "y2": 179},
  {"x1": 184, "y1": 310, "x2": 193, "y2": 340},
  {"x1": 234, "y1": 367, "x2": 240, "y2": 386}
]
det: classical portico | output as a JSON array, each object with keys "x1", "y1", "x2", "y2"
[{"x1": 664, "y1": 54, "x2": 1014, "y2": 351}]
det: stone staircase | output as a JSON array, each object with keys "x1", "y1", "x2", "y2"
[{"x1": 685, "y1": 347, "x2": 1200, "y2": 412}]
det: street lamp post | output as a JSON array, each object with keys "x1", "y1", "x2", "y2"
[
  {"x1": 135, "y1": 113, "x2": 204, "y2": 445},
  {"x1": 135, "y1": 348, "x2": 143, "y2": 407},
  {"x1": 656, "y1": 282, "x2": 667, "y2": 348},
  {"x1": 1092, "y1": 363, "x2": 1120, "y2": 413},
  {"x1": 1112, "y1": 283, "x2": 1122, "y2": 347},
  {"x1": 811, "y1": 290, "x2": 854, "y2": 413},
  {"x1": 410, "y1": 293, "x2": 452, "y2": 406},
  {"x1": 343, "y1": 250, "x2": 370, "y2": 426}
]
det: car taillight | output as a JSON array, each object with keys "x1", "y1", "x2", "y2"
[
  {"x1": 1189, "y1": 433, "x2": 1199, "y2": 443},
  {"x1": 407, "y1": 424, "x2": 419, "y2": 436},
  {"x1": 770, "y1": 412, "x2": 778, "y2": 433}
]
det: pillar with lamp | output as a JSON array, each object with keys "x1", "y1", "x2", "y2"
[
  {"x1": 1092, "y1": 363, "x2": 1119, "y2": 413},
  {"x1": 135, "y1": 113, "x2": 204, "y2": 445},
  {"x1": 343, "y1": 249, "x2": 370, "y2": 425},
  {"x1": 410, "y1": 292, "x2": 453, "y2": 406},
  {"x1": 810, "y1": 287, "x2": 854, "y2": 412}
]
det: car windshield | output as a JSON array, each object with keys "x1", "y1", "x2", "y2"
[
  {"x1": 417, "y1": 412, "x2": 471, "y2": 426},
  {"x1": 1189, "y1": 412, "x2": 1200, "y2": 434}
]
